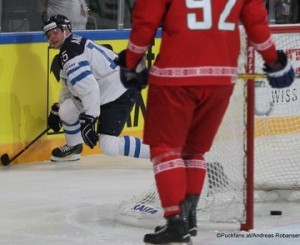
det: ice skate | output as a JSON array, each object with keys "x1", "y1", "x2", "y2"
[
  {"x1": 144, "y1": 214, "x2": 191, "y2": 245},
  {"x1": 188, "y1": 207, "x2": 197, "y2": 237},
  {"x1": 155, "y1": 195, "x2": 199, "y2": 237},
  {"x1": 155, "y1": 210, "x2": 197, "y2": 237},
  {"x1": 50, "y1": 144, "x2": 83, "y2": 162}
]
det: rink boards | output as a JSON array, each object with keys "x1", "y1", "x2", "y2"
[
  {"x1": 0, "y1": 29, "x2": 300, "y2": 164},
  {"x1": 0, "y1": 30, "x2": 161, "y2": 164}
]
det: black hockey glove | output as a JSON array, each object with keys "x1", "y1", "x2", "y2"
[
  {"x1": 263, "y1": 50, "x2": 295, "y2": 88},
  {"x1": 116, "y1": 49, "x2": 149, "y2": 91},
  {"x1": 48, "y1": 103, "x2": 62, "y2": 132},
  {"x1": 79, "y1": 114, "x2": 98, "y2": 149}
]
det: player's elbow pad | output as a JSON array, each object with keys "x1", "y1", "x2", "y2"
[{"x1": 264, "y1": 50, "x2": 295, "y2": 88}]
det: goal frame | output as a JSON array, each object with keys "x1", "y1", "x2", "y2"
[
  {"x1": 241, "y1": 45, "x2": 255, "y2": 231},
  {"x1": 241, "y1": 24, "x2": 300, "y2": 231}
]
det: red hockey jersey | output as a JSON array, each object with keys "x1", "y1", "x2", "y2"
[{"x1": 126, "y1": 0, "x2": 277, "y2": 86}]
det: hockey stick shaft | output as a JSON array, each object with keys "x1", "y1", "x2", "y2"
[
  {"x1": 1, "y1": 127, "x2": 50, "y2": 165},
  {"x1": 238, "y1": 73, "x2": 300, "y2": 80}
]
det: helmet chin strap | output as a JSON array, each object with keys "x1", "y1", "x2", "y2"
[
  {"x1": 63, "y1": 29, "x2": 71, "y2": 39},
  {"x1": 59, "y1": 29, "x2": 71, "y2": 49}
]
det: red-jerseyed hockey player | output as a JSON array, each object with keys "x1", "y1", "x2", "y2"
[{"x1": 121, "y1": 0, "x2": 295, "y2": 244}]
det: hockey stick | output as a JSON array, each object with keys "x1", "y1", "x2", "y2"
[
  {"x1": 238, "y1": 73, "x2": 300, "y2": 80},
  {"x1": 1, "y1": 127, "x2": 51, "y2": 166}
]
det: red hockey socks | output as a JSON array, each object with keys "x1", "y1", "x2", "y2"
[
  {"x1": 185, "y1": 159, "x2": 207, "y2": 196},
  {"x1": 154, "y1": 157, "x2": 187, "y2": 217}
]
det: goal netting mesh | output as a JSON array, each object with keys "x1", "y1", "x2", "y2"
[{"x1": 116, "y1": 25, "x2": 300, "y2": 229}]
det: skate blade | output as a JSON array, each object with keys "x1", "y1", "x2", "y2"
[{"x1": 50, "y1": 154, "x2": 81, "y2": 162}]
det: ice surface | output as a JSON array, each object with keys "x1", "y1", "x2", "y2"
[{"x1": 1, "y1": 154, "x2": 300, "y2": 245}]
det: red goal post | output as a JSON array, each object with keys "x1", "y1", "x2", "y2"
[
  {"x1": 116, "y1": 24, "x2": 300, "y2": 232},
  {"x1": 241, "y1": 24, "x2": 300, "y2": 230}
]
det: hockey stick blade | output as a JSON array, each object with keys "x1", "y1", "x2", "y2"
[
  {"x1": 1, "y1": 153, "x2": 10, "y2": 166},
  {"x1": 1, "y1": 127, "x2": 50, "y2": 166}
]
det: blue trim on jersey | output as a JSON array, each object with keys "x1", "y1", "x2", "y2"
[
  {"x1": 67, "y1": 61, "x2": 90, "y2": 86},
  {"x1": 69, "y1": 70, "x2": 92, "y2": 86},
  {"x1": 78, "y1": 60, "x2": 90, "y2": 67},
  {"x1": 66, "y1": 61, "x2": 89, "y2": 77},
  {"x1": 64, "y1": 128, "x2": 81, "y2": 135},
  {"x1": 134, "y1": 138, "x2": 141, "y2": 158},
  {"x1": 124, "y1": 136, "x2": 130, "y2": 156},
  {"x1": 65, "y1": 121, "x2": 80, "y2": 126},
  {"x1": 87, "y1": 42, "x2": 117, "y2": 69}
]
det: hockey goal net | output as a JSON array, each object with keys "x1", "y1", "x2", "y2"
[{"x1": 116, "y1": 25, "x2": 300, "y2": 231}]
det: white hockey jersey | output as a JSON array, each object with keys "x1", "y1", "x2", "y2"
[{"x1": 58, "y1": 34, "x2": 127, "y2": 118}]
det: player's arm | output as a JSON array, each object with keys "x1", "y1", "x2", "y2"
[
  {"x1": 59, "y1": 79, "x2": 72, "y2": 104},
  {"x1": 126, "y1": 0, "x2": 167, "y2": 69},
  {"x1": 241, "y1": 0, "x2": 294, "y2": 88},
  {"x1": 63, "y1": 57, "x2": 100, "y2": 149},
  {"x1": 47, "y1": 79, "x2": 71, "y2": 132},
  {"x1": 63, "y1": 56, "x2": 100, "y2": 117},
  {"x1": 241, "y1": 0, "x2": 277, "y2": 64}
]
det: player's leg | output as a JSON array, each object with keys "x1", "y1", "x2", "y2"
[
  {"x1": 143, "y1": 85, "x2": 194, "y2": 244},
  {"x1": 182, "y1": 85, "x2": 234, "y2": 236},
  {"x1": 50, "y1": 98, "x2": 84, "y2": 162},
  {"x1": 181, "y1": 152, "x2": 205, "y2": 237},
  {"x1": 184, "y1": 85, "x2": 234, "y2": 196},
  {"x1": 98, "y1": 88, "x2": 150, "y2": 158},
  {"x1": 99, "y1": 134, "x2": 149, "y2": 158}
]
